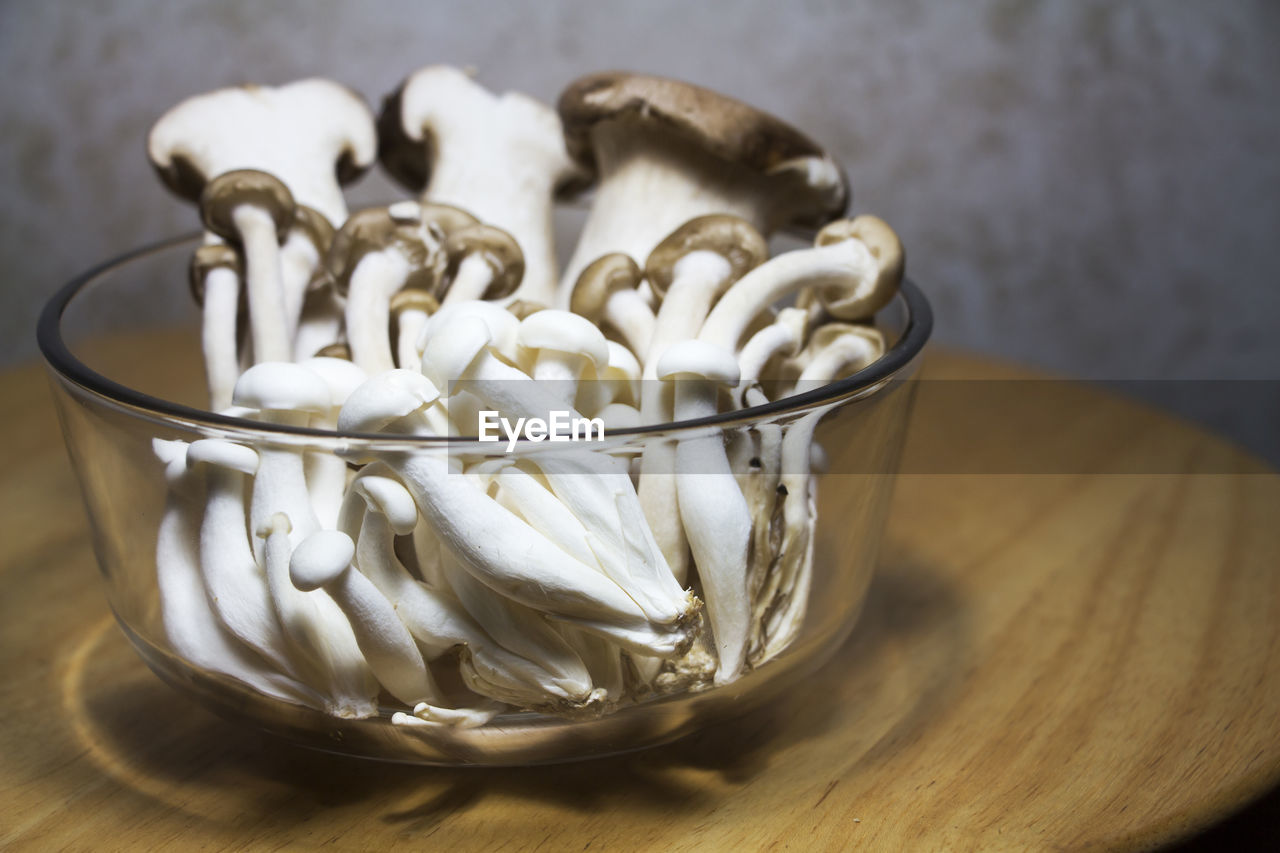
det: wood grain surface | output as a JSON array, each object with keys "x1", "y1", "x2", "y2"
[{"x1": 2, "y1": 341, "x2": 1277, "y2": 851}]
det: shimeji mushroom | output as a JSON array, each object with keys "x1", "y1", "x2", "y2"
[
  {"x1": 656, "y1": 340, "x2": 753, "y2": 684},
  {"x1": 341, "y1": 467, "x2": 589, "y2": 711},
  {"x1": 556, "y1": 71, "x2": 848, "y2": 297},
  {"x1": 183, "y1": 438, "x2": 301, "y2": 682},
  {"x1": 637, "y1": 215, "x2": 769, "y2": 584},
  {"x1": 259, "y1": 512, "x2": 379, "y2": 718},
  {"x1": 437, "y1": 223, "x2": 525, "y2": 307},
  {"x1": 188, "y1": 242, "x2": 244, "y2": 411},
  {"x1": 297, "y1": 356, "x2": 369, "y2": 529},
  {"x1": 568, "y1": 253, "x2": 655, "y2": 359},
  {"x1": 327, "y1": 206, "x2": 439, "y2": 376},
  {"x1": 149, "y1": 79, "x2": 377, "y2": 362},
  {"x1": 290, "y1": 528, "x2": 443, "y2": 711},
  {"x1": 337, "y1": 367, "x2": 693, "y2": 657},
  {"x1": 516, "y1": 309, "x2": 610, "y2": 409},
  {"x1": 698, "y1": 215, "x2": 905, "y2": 354},
  {"x1": 750, "y1": 324, "x2": 886, "y2": 666},
  {"x1": 378, "y1": 65, "x2": 581, "y2": 306},
  {"x1": 152, "y1": 439, "x2": 321, "y2": 706}
]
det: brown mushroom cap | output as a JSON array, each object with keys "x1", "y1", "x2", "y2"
[
  {"x1": 314, "y1": 342, "x2": 352, "y2": 360},
  {"x1": 199, "y1": 169, "x2": 295, "y2": 243},
  {"x1": 416, "y1": 201, "x2": 480, "y2": 237},
  {"x1": 375, "y1": 82, "x2": 430, "y2": 194},
  {"x1": 388, "y1": 287, "x2": 440, "y2": 317},
  {"x1": 812, "y1": 215, "x2": 904, "y2": 320},
  {"x1": 291, "y1": 204, "x2": 337, "y2": 257},
  {"x1": 558, "y1": 71, "x2": 849, "y2": 227},
  {"x1": 326, "y1": 206, "x2": 438, "y2": 295},
  {"x1": 568, "y1": 252, "x2": 642, "y2": 322},
  {"x1": 644, "y1": 214, "x2": 769, "y2": 300},
  {"x1": 188, "y1": 243, "x2": 242, "y2": 306},
  {"x1": 441, "y1": 223, "x2": 525, "y2": 300}
]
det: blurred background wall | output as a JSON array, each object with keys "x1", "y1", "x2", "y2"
[{"x1": 2, "y1": 0, "x2": 1277, "y2": 461}]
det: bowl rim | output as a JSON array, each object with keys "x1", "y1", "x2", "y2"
[{"x1": 38, "y1": 232, "x2": 933, "y2": 443}]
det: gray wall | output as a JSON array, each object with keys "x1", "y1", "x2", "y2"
[{"x1": 3, "y1": 1, "x2": 1277, "y2": 461}]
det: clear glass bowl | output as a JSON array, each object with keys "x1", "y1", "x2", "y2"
[{"x1": 38, "y1": 235, "x2": 932, "y2": 765}]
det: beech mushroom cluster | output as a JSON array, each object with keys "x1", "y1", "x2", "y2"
[{"x1": 146, "y1": 68, "x2": 904, "y2": 726}]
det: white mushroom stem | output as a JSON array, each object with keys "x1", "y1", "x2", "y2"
[
  {"x1": 291, "y1": 529, "x2": 440, "y2": 708},
  {"x1": 153, "y1": 440, "x2": 320, "y2": 706},
  {"x1": 438, "y1": 550, "x2": 598, "y2": 708},
  {"x1": 298, "y1": 357, "x2": 368, "y2": 530},
  {"x1": 337, "y1": 370, "x2": 686, "y2": 655},
  {"x1": 637, "y1": 250, "x2": 738, "y2": 583},
  {"x1": 753, "y1": 330, "x2": 884, "y2": 664},
  {"x1": 398, "y1": 66, "x2": 577, "y2": 306},
  {"x1": 259, "y1": 513, "x2": 378, "y2": 718},
  {"x1": 560, "y1": 125, "x2": 779, "y2": 298},
  {"x1": 185, "y1": 439, "x2": 300, "y2": 680},
  {"x1": 344, "y1": 469, "x2": 581, "y2": 707},
  {"x1": 233, "y1": 204, "x2": 292, "y2": 363},
  {"x1": 440, "y1": 254, "x2": 498, "y2": 306},
  {"x1": 199, "y1": 263, "x2": 241, "y2": 412},
  {"x1": 658, "y1": 341, "x2": 752, "y2": 684},
  {"x1": 734, "y1": 307, "x2": 809, "y2": 407},
  {"x1": 279, "y1": 229, "x2": 323, "y2": 342},
  {"x1": 599, "y1": 289, "x2": 656, "y2": 358},
  {"x1": 233, "y1": 364, "x2": 330, "y2": 564},
  {"x1": 699, "y1": 238, "x2": 879, "y2": 352},
  {"x1": 345, "y1": 251, "x2": 412, "y2": 376}
]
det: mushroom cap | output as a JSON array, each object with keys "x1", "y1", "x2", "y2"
[
  {"x1": 355, "y1": 475, "x2": 419, "y2": 536},
  {"x1": 517, "y1": 309, "x2": 610, "y2": 370},
  {"x1": 186, "y1": 438, "x2": 259, "y2": 476},
  {"x1": 337, "y1": 369, "x2": 442, "y2": 433},
  {"x1": 604, "y1": 339, "x2": 642, "y2": 380},
  {"x1": 291, "y1": 204, "x2": 337, "y2": 258},
  {"x1": 419, "y1": 301, "x2": 521, "y2": 362},
  {"x1": 315, "y1": 342, "x2": 352, "y2": 360},
  {"x1": 148, "y1": 79, "x2": 377, "y2": 223},
  {"x1": 506, "y1": 299, "x2": 550, "y2": 321},
  {"x1": 290, "y1": 529, "x2": 355, "y2": 592},
  {"x1": 558, "y1": 71, "x2": 849, "y2": 227},
  {"x1": 299, "y1": 356, "x2": 369, "y2": 409},
  {"x1": 419, "y1": 316, "x2": 495, "y2": 390},
  {"x1": 644, "y1": 214, "x2": 769, "y2": 300},
  {"x1": 200, "y1": 169, "x2": 295, "y2": 244},
  {"x1": 233, "y1": 362, "x2": 333, "y2": 415},
  {"x1": 569, "y1": 252, "x2": 641, "y2": 321},
  {"x1": 813, "y1": 215, "x2": 904, "y2": 319},
  {"x1": 656, "y1": 339, "x2": 741, "y2": 385},
  {"x1": 389, "y1": 287, "x2": 440, "y2": 317},
  {"x1": 188, "y1": 243, "x2": 241, "y2": 306},
  {"x1": 442, "y1": 223, "x2": 525, "y2": 301},
  {"x1": 326, "y1": 206, "x2": 437, "y2": 294}
]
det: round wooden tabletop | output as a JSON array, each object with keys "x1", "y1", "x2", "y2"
[{"x1": 2, "y1": 344, "x2": 1276, "y2": 850}]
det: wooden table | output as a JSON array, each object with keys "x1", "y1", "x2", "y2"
[{"x1": 2, "y1": 346, "x2": 1277, "y2": 851}]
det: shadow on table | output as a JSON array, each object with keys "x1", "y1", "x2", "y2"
[{"x1": 57, "y1": 550, "x2": 968, "y2": 834}]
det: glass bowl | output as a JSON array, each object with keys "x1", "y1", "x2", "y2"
[{"x1": 38, "y1": 235, "x2": 932, "y2": 765}]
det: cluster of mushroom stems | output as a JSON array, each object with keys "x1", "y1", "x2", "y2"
[{"x1": 147, "y1": 68, "x2": 903, "y2": 726}]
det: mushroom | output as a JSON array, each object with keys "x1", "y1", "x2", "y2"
[
  {"x1": 378, "y1": 65, "x2": 581, "y2": 306},
  {"x1": 183, "y1": 438, "x2": 300, "y2": 681},
  {"x1": 327, "y1": 206, "x2": 439, "y2": 376},
  {"x1": 698, "y1": 215, "x2": 904, "y2": 353},
  {"x1": 342, "y1": 467, "x2": 588, "y2": 710},
  {"x1": 437, "y1": 223, "x2": 525, "y2": 306},
  {"x1": 656, "y1": 340, "x2": 752, "y2": 683},
  {"x1": 567, "y1": 252, "x2": 655, "y2": 358},
  {"x1": 152, "y1": 439, "x2": 321, "y2": 706},
  {"x1": 751, "y1": 324, "x2": 886, "y2": 665},
  {"x1": 337, "y1": 368, "x2": 692, "y2": 657},
  {"x1": 149, "y1": 79, "x2": 377, "y2": 362},
  {"x1": 516, "y1": 309, "x2": 609, "y2": 409},
  {"x1": 188, "y1": 242, "x2": 243, "y2": 411},
  {"x1": 232, "y1": 363, "x2": 332, "y2": 562},
  {"x1": 636, "y1": 215, "x2": 768, "y2": 584},
  {"x1": 259, "y1": 512, "x2": 379, "y2": 718},
  {"x1": 556, "y1": 71, "x2": 848, "y2": 296},
  {"x1": 297, "y1": 355, "x2": 369, "y2": 529},
  {"x1": 290, "y1": 528, "x2": 442, "y2": 710}
]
